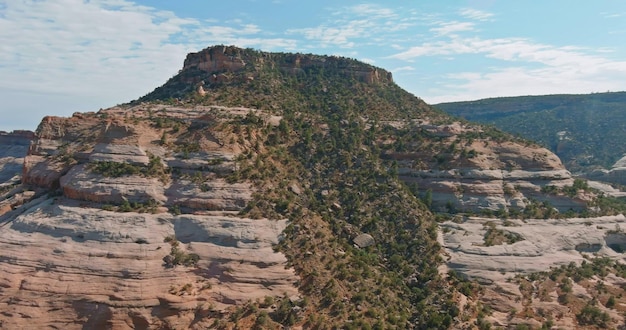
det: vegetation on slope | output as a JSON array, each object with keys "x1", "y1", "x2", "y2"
[
  {"x1": 135, "y1": 46, "x2": 486, "y2": 328},
  {"x1": 513, "y1": 257, "x2": 626, "y2": 329},
  {"x1": 138, "y1": 46, "x2": 445, "y2": 123},
  {"x1": 435, "y1": 92, "x2": 626, "y2": 171},
  {"x1": 129, "y1": 46, "x2": 626, "y2": 328},
  {"x1": 184, "y1": 101, "x2": 458, "y2": 328}
]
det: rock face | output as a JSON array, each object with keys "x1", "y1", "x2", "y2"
[
  {"x1": 586, "y1": 154, "x2": 626, "y2": 185},
  {"x1": 439, "y1": 215, "x2": 626, "y2": 329},
  {"x1": 0, "y1": 104, "x2": 299, "y2": 328},
  {"x1": 440, "y1": 215, "x2": 626, "y2": 281},
  {"x1": 388, "y1": 122, "x2": 586, "y2": 213},
  {"x1": 353, "y1": 233, "x2": 375, "y2": 248},
  {"x1": 0, "y1": 200, "x2": 298, "y2": 329},
  {"x1": 183, "y1": 45, "x2": 393, "y2": 85}
]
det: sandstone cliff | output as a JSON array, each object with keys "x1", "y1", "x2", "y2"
[
  {"x1": 439, "y1": 215, "x2": 626, "y2": 329},
  {"x1": 383, "y1": 121, "x2": 587, "y2": 213},
  {"x1": 1, "y1": 104, "x2": 299, "y2": 329},
  {"x1": 586, "y1": 154, "x2": 626, "y2": 185},
  {"x1": 140, "y1": 45, "x2": 395, "y2": 104},
  {"x1": 182, "y1": 45, "x2": 393, "y2": 85}
]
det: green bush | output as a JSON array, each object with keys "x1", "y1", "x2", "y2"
[
  {"x1": 89, "y1": 155, "x2": 169, "y2": 183},
  {"x1": 576, "y1": 303, "x2": 610, "y2": 327}
]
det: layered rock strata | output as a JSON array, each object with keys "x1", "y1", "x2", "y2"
[
  {"x1": 439, "y1": 215, "x2": 626, "y2": 329},
  {"x1": 586, "y1": 154, "x2": 626, "y2": 185},
  {"x1": 0, "y1": 200, "x2": 297, "y2": 329},
  {"x1": 0, "y1": 104, "x2": 298, "y2": 328},
  {"x1": 440, "y1": 215, "x2": 626, "y2": 281},
  {"x1": 182, "y1": 45, "x2": 393, "y2": 85},
  {"x1": 388, "y1": 123, "x2": 586, "y2": 212}
]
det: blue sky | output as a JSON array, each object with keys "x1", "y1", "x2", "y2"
[{"x1": 2, "y1": 0, "x2": 626, "y2": 131}]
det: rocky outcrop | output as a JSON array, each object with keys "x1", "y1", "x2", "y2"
[
  {"x1": 166, "y1": 178, "x2": 251, "y2": 211},
  {"x1": 439, "y1": 215, "x2": 626, "y2": 328},
  {"x1": 390, "y1": 122, "x2": 586, "y2": 213},
  {"x1": 2, "y1": 104, "x2": 298, "y2": 328},
  {"x1": 0, "y1": 130, "x2": 34, "y2": 145},
  {"x1": 89, "y1": 143, "x2": 151, "y2": 165},
  {"x1": 585, "y1": 154, "x2": 626, "y2": 185},
  {"x1": 182, "y1": 45, "x2": 393, "y2": 85},
  {"x1": 0, "y1": 199, "x2": 298, "y2": 329},
  {"x1": 440, "y1": 215, "x2": 626, "y2": 281},
  {"x1": 60, "y1": 164, "x2": 167, "y2": 204},
  {"x1": 183, "y1": 45, "x2": 247, "y2": 73}
]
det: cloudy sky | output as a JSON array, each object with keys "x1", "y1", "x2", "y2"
[{"x1": 2, "y1": 0, "x2": 626, "y2": 131}]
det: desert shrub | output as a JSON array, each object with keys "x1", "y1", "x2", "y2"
[
  {"x1": 576, "y1": 303, "x2": 610, "y2": 327},
  {"x1": 89, "y1": 155, "x2": 169, "y2": 183},
  {"x1": 90, "y1": 161, "x2": 141, "y2": 177},
  {"x1": 162, "y1": 237, "x2": 199, "y2": 268}
]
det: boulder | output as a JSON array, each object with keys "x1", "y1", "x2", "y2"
[{"x1": 353, "y1": 233, "x2": 375, "y2": 248}]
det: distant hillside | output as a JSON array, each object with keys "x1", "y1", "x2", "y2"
[{"x1": 435, "y1": 92, "x2": 626, "y2": 172}]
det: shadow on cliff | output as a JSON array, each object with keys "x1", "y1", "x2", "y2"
[
  {"x1": 72, "y1": 300, "x2": 113, "y2": 330},
  {"x1": 172, "y1": 217, "x2": 257, "y2": 247}
]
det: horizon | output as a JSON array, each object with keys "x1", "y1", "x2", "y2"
[{"x1": 2, "y1": 0, "x2": 626, "y2": 131}]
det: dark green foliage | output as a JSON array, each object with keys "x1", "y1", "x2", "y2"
[
  {"x1": 163, "y1": 238, "x2": 199, "y2": 268},
  {"x1": 447, "y1": 270, "x2": 480, "y2": 297},
  {"x1": 129, "y1": 46, "x2": 492, "y2": 328},
  {"x1": 436, "y1": 92, "x2": 626, "y2": 171},
  {"x1": 269, "y1": 111, "x2": 457, "y2": 328},
  {"x1": 90, "y1": 161, "x2": 141, "y2": 177},
  {"x1": 270, "y1": 295, "x2": 297, "y2": 326},
  {"x1": 576, "y1": 303, "x2": 610, "y2": 327},
  {"x1": 89, "y1": 154, "x2": 169, "y2": 183},
  {"x1": 483, "y1": 221, "x2": 524, "y2": 246},
  {"x1": 605, "y1": 295, "x2": 616, "y2": 308},
  {"x1": 594, "y1": 195, "x2": 626, "y2": 215},
  {"x1": 106, "y1": 198, "x2": 159, "y2": 213}
]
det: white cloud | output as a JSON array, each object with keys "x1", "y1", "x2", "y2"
[
  {"x1": 425, "y1": 65, "x2": 622, "y2": 104},
  {"x1": 459, "y1": 8, "x2": 494, "y2": 21},
  {"x1": 390, "y1": 36, "x2": 626, "y2": 73},
  {"x1": 602, "y1": 11, "x2": 625, "y2": 18},
  {"x1": 288, "y1": 24, "x2": 360, "y2": 48},
  {"x1": 391, "y1": 66, "x2": 415, "y2": 73},
  {"x1": 0, "y1": 0, "x2": 193, "y2": 97},
  {"x1": 430, "y1": 21, "x2": 475, "y2": 36},
  {"x1": 287, "y1": 4, "x2": 416, "y2": 49},
  {"x1": 392, "y1": 34, "x2": 626, "y2": 103},
  {"x1": 421, "y1": 55, "x2": 626, "y2": 103},
  {"x1": 0, "y1": 0, "x2": 296, "y2": 130},
  {"x1": 350, "y1": 4, "x2": 395, "y2": 18}
]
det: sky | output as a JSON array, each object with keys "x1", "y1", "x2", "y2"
[{"x1": 2, "y1": 0, "x2": 626, "y2": 131}]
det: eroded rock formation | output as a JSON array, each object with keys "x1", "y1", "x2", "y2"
[
  {"x1": 440, "y1": 215, "x2": 626, "y2": 281},
  {"x1": 586, "y1": 154, "x2": 626, "y2": 185},
  {"x1": 387, "y1": 122, "x2": 586, "y2": 213},
  {"x1": 0, "y1": 104, "x2": 298, "y2": 328},
  {"x1": 439, "y1": 215, "x2": 626, "y2": 329},
  {"x1": 182, "y1": 45, "x2": 393, "y2": 85}
]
